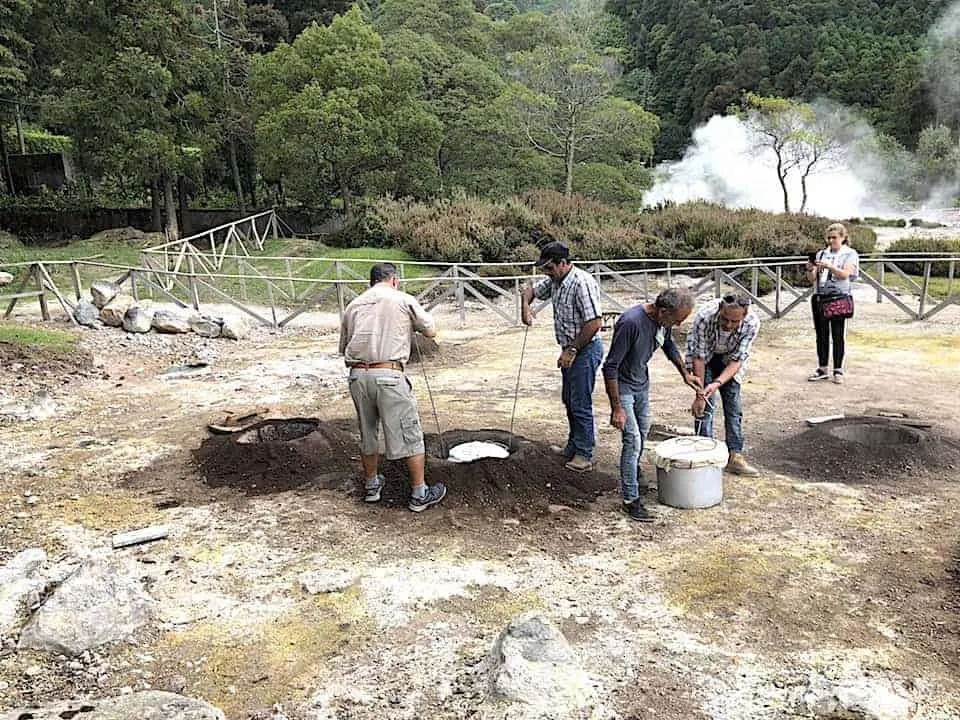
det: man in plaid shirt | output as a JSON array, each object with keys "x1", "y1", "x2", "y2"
[
  {"x1": 685, "y1": 294, "x2": 761, "y2": 476},
  {"x1": 521, "y1": 241, "x2": 603, "y2": 472}
]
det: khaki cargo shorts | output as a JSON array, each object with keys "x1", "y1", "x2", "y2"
[{"x1": 348, "y1": 369, "x2": 425, "y2": 459}]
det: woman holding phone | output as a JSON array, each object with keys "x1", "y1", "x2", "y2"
[{"x1": 806, "y1": 222, "x2": 859, "y2": 384}]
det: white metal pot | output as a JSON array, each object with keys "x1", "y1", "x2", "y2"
[{"x1": 650, "y1": 437, "x2": 729, "y2": 509}]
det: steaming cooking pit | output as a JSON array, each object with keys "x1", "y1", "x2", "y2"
[
  {"x1": 235, "y1": 419, "x2": 319, "y2": 444},
  {"x1": 758, "y1": 416, "x2": 960, "y2": 485},
  {"x1": 827, "y1": 422, "x2": 922, "y2": 447}
]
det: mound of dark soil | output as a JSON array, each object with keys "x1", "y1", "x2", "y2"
[
  {"x1": 193, "y1": 421, "x2": 615, "y2": 517},
  {"x1": 193, "y1": 418, "x2": 358, "y2": 494},
  {"x1": 758, "y1": 418, "x2": 960, "y2": 484}
]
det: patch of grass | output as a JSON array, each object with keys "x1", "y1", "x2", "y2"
[
  {"x1": 847, "y1": 329, "x2": 960, "y2": 367},
  {"x1": 0, "y1": 323, "x2": 78, "y2": 352},
  {"x1": 154, "y1": 588, "x2": 369, "y2": 716},
  {"x1": 656, "y1": 539, "x2": 840, "y2": 616}
]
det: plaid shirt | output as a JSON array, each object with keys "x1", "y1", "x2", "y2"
[
  {"x1": 684, "y1": 299, "x2": 760, "y2": 385},
  {"x1": 532, "y1": 266, "x2": 603, "y2": 347}
]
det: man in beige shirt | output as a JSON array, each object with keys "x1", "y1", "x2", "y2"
[{"x1": 339, "y1": 263, "x2": 445, "y2": 512}]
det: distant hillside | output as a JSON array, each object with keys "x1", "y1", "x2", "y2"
[{"x1": 607, "y1": 0, "x2": 951, "y2": 159}]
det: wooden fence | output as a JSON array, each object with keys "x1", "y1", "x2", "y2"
[{"x1": 2, "y1": 210, "x2": 959, "y2": 327}]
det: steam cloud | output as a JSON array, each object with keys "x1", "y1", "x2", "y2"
[{"x1": 645, "y1": 1, "x2": 960, "y2": 219}]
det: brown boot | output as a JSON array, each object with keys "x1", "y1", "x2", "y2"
[{"x1": 725, "y1": 452, "x2": 759, "y2": 476}]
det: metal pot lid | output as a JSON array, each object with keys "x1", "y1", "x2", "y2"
[{"x1": 650, "y1": 437, "x2": 729, "y2": 469}]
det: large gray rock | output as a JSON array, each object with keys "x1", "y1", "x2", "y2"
[
  {"x1": 0, "y1": 691, "x2": 225, "y2": 720},
  {"x1": 487, "y1": 612, "x2": 596, "y2": 714},
  {"x1": 18, "y1": 553, "x2": 153, "y2": 656},
  {"x1": 189, "y1": 315, "x2": 221, "y2": 338},
  {"x1": 152, "y1": 310, "x2": 191, "y2": 334},
  {"x1": 100, "y1": 294, "x2": 136, "y2": 326},
  {"x1": 0, "y1": 548, "x2": 47, "y2": 638},
  {"x1": 122, "y1": 306, "x2": 155, "y2": 333},
  {"x1": 0, "y1": 271, "x2": 13, "y2": 286},
  {"x1": 799, "y1": 673, "x2": 914, "y2": 720},
  {"x1": 220, "y1": 315, "x2": 245, "y2": 340},
  {"x1": 90, "y1": 280, "x2": 121, "y2": 309},
  {"x1": 74, "y1": 300, "x2": 100, "y2": 327}
]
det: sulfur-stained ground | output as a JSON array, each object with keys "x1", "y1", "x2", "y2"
[{"x1": 1, "y1": 287, "x2": 959, "y2": 719}]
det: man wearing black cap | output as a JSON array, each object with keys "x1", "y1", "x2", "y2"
[{"x1": 521, "y1": 240, "x2": 603, "y2": 472}]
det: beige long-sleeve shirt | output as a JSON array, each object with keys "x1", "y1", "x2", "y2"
[{"x1": 339, "y1": 283, "x2": 435, "y2": 366}]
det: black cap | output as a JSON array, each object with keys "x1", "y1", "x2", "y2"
[{"x1": 535, "y1": 241, "x2": 570, "y2": 267}]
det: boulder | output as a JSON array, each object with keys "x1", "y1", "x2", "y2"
[
  {"x1": 487, "y1": 612, "x2": 596, "y2": 714},
  {"x1": 0, "y1": 691, "x2": 225, "y2": 720},
  {"x1": 152, "y1": 310, "x2": 191, "y2": 334},
  {"x1": 0, "y1": 548, "x2": 47, "y2": 638},
  {"x1": 100, "y1": 294, "x2": 136, "y2": 326},
  {"x1": 122, "y1": 306, "x2": 155, "y2": 333},
  {"x1": 18, "y1": 552, "x2": 153, "y2": 656},
  {"x1": 799, "y1": 673, "x2": 914, "y2": 720},
  {"x1": 220, "y1": 315, "x2": 245, "y2": 340},
  {"x1": 74, "y1": 300, "x2": 100, "y2": 327},
  {"x1": 90, "y1": 280, "x2": 121, "y2": 309},
  {"x1": 0, "y1": 271, "x2": 13, "y2": 286},
  {"x1": 189, "y1": 315, "x2": 221, "y2": 338}
]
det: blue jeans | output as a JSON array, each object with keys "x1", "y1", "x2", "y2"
[
  {"x1": 619, "y1": 386, "x2": 651, "y2": 503},
  {"x1": 560, "y1": 338, "x2": 602, "y2": 461},
  {"x1": 695, "y1": 355, "x2": 744, "y2": 453}
]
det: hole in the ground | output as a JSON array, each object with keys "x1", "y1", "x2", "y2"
[
  {"x1": 827, "y1": 423, "x2": 922, "y2": 447},
  {"x1": 234, "y1": 419, "x2": 320, "y2": 444}
]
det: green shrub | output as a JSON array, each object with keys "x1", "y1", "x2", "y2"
[{"x1": 885, "y1": 236, "x2": 960, "y2": 276}]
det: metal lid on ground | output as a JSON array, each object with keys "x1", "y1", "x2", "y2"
[
  {"x1": 650, "y1": 437, "x2": 729, "y2": 470},
  {"x1": 447, "y1": 441, "x2": 511, "y2": 463}
]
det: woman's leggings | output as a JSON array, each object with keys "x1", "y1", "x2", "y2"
[{"x1": 812, "y1": 296, "x2": 847, "y2": 370}]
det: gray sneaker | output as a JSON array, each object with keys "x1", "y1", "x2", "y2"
[
  {"x1": 364, "y1": 474, "x2": 385, "y2": 503},
  {"x1": 409, "y1": 482, "x2": 447, "y2": 512}
]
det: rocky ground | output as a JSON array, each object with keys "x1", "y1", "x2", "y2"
[{"x1": 1, "y1": 283, "x2": 959, "y2": 720}]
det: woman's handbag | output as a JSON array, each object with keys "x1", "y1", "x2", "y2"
[{"x1": 819, "y1": 294, "x2": 854, "y2": 320}]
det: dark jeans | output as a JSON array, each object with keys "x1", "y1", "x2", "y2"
[
  {"x1": 695, "y1": 355, "x2": 745, "y2": 453},
  {"x1": 812, "y1": 296, "x2": 847, "y2": 371},
  {"x1": 560, "y1": 338, "x2": 603, "y2": 461}
]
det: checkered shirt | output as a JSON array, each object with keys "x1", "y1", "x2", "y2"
[
  {"x1": 684, "y1": 299, "x2": 760, "y2": 384},
  {"x1": 532, "y1": 266, "x2": 603, "y2": 347}
]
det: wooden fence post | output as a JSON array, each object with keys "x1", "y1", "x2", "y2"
[
  {"x1": 34, "y1": 265, "x2": 50, "y2": 321},
  {"x1": 877, "y1": 262, "x2": 884, "y2": 303},
  {"x1": 919, "y1": 261, "x2": 931, "y2": 318},
  {"x1": 454, "y1": 264, "x2": 465, "y2": 324},
  {"x1": 71, "y1": 263, "x2": 82, "y2": 301},
  {"x1": 336, "y1": 261, "x2": 346, "y2": 318},
  {"x1": 187, "y1": 255, "x2": 200, "y2": 311},
  {"x1": 775, "y1": 265, "x2": 782, "y2": 318},
  {"x1": 714, "y1": 268, "x2": 722, "y2": 297}
]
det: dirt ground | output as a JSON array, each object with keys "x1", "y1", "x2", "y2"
[{"x1": 1, "y1": 286, "x2": 960, "y2": 719}]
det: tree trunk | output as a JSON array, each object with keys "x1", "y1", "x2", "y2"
[
  {"x1": 178, "y1": 175, "x2": 190, "y2": 236},
  {"x1": 228, "y1": 135, "x2": 246, "y2": 214},
  {"x1": 14, "y1": 104, "x2": 26, "y2": 154},
  {"x1": 0, "y1": 128, "x2": 13, "y2": 194},
  {"x1": 163, "y1": 175, "x2": 179, "y2": 241},
  {"x1": 150, "y1": 178, "x2": 162, "y2": 231},
  {"x1": 336, "y1": 167, "x2": 354, "y2": 222},
  {"x1": 799, "y1": 173, "x2": 809, "y2": 214},
  {"x1": 775, "y1": 151, "x2": 790, "y2": 213},
  {"x1": 564, "y1": 122, "x2": 576, "y2": 196}
]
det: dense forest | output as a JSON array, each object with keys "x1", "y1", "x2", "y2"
[{"x1": 1, "y1": 0, "x2": 958, "y2": 232}]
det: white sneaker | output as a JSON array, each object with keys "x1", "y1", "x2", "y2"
[{"x1": 807, "y1": 369, "x2": 830, "y2": 381}]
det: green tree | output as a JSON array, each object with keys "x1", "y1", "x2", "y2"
[
  {"x1": 916, "y1": 124, "x2": 959, "y2": 187},
  {"x1": 0, "y1": 0, "x2": 33, "y2": 192},
  {"x1": 251, "y1": 7, "x2": 441, "y2": 219},
  {"x1": 741, "y1": 93, "x2": 844, "y2": 213},
  {"x1": 503, "y1": 43, "x2": 658, "y2": 195}
]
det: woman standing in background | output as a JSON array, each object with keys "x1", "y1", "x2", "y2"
[{"x1": 806, "y1": 222, "x2": 859, "y2": 384}]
